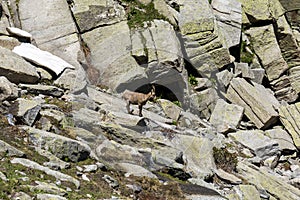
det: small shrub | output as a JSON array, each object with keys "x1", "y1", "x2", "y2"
[
  {"x1": 188, "y1": 74, "x2": 198, "y2": 86},
  {"x1": 172, "y1": 100, "x2": 181, "y2": 107},
  {"x1": 123, "y1": 0, "x2": 168, "y2": 29},
  {"x1": 240, "y1": 40, "x2": 254, "y2": 64},
  {"x1": 213, "y1": 147, "x2": 238, "y2": 172}
]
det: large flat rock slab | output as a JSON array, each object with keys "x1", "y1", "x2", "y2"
[
  {"x1": 229, "y1": 130, "x2": 279, "y2": 159},
  {"x1": 237, "y1": 161, "x2": 300, "y2": 200},
  {"x1": 11, "y1": 158, "x2": 80, "y2": 189},
  {"x1": 279, "y1": 102, "x2": 300, "y2": 149},
  {"x1": 265, "y1": 128, "x2": 297, "y2": 152},
  {"x1": 21, "y1": 126, "x2": 91, "y2": 162},
  {"x1": 18, "y1": 0, "x2": 87, "y2": 92},
  {"x1": 13, "y1": 43, "x2": 75, "y2": 76},
  {"x1": 226, "y1": 78, "x2": 280, "y2": 129},
  {"x1": 0, "y1": 46, "x2": 39, "y2": 84},
  {"x1": 72, "y1": 0, "x2": 126, "y2": 32},
  {"x1": 209, "y1": 99, "x2": 244, "y2": 133},
  {"x1": 211, "y1": 0, "x2": 242, "y2": 48},
  {"x1": 18, "y1": 0, "x2": 76, "y2": 45},
  {"x1": 81, "y1": 21, "x2": 131, "y2": 76},
  {"x1": 246, "y1": 25, "x2": 289, "y2": 81}
]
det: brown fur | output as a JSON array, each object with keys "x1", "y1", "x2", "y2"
[{"x1": 122, "y1": 86, "x2": 155, "y2": 117}]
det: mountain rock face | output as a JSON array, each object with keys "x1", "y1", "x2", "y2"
[{"x1": 0, "y1": 0, "x2": 299, "y2": 199}]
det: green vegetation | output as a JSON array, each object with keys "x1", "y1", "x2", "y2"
[
  {"x1": 172, "y1": 100, "x2": 181, "y2": 107},
  {"x1": 122, "y1": 0, "x2": 168, "y2": 29},
  {"x1": 240, "y1": 40, "x2": 254, "y2": 64},
  {"x1": 213, "y1": 147, "x2": 238, "y2": 173},
  {"x1": 44, "y1": 97, "x2": 72, "y2": 113},
  {"x1": 188, "y1": 74, "x2": 198, "y2": 86}
]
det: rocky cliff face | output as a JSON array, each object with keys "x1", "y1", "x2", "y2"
[{"x1": 0, "y1": 0, "x2": 300, "y2": 199}]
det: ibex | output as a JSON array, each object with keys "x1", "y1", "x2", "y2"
[{"x1": 122, "y1": 85, "x2": 156, "y2": 117}]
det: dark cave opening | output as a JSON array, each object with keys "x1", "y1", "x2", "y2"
[{"x1": 135, "y1": 83, "x2": 179, "y2": 103}]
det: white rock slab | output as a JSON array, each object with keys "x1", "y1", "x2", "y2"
[
  {"x1": 13, "y1": 43, "x2": 75, "y2": 76},
  {"x1": 6, "y1": 27, "x2": 32, "y2": 39},
  {"x1": 11, "y1": 158, "x2": 80, "y2": 189}
]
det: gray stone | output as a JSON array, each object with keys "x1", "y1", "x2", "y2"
[
  {"x1": 0, "y1": 139, "x2": 25, "y2": 157},
  {"x1": 0, "y1": 76, "x2": 20, "y2": 101},
  {"x1": 0, "y1": 2, "x2": 10, "y2": 35},
  {"x1": 19, "y1": 84, "x2": 64, "y2": 97},
  {"x1": 246, "y1": 25, "x2": 289, "y2": 81},
  {"x1": 288, "y1": 177, "x2": 300, "y2": 189},
  {"x1": 236, "y1": 161, "x2": 300, "y2": 200},
  {"x1": 190, "y1": 88, "x2": 220, "y2": 120},
  {"x1": 10, "y1": 98, "x2": 41, "y2": 126},
  {"x1": 18, "y1": 0, "x2": 87, "y2": 93},
  {"x1": 13, "y1": 43, "x2": 75, "y2": 76},
  {"x1": 11, "y1": 158, "x2": 80, "y2": 188},
  {"x1": 22, "y1": 126, "x2": 91, "y2": 162},
  {"x1": 137, "y1": 0, "x2": 152, "y2": 5},
  {"x1": 102, "y1": 174, "x2": 119, "y2": 188},
  {"x1": 11, "y1": 192, "x2": 32, "y2": 200},
  {"x1": 179, "y1": 0, "x2": 231, "y2": 73},
  {"x1": 151, "y1": 147, "x2": 185, "y2": 169},
  {"x1": 83, "y1": 164, "x2": 98, "y2": 173},
  {"x1": 148, "y1": 20, "x2": 183, "y2": 64},
  {"x1": 82, "y1": 21, "x2": 130, "y2": 79},
  {"x1": 171, "y1": 135, "x2": 216, "y2": 179},
  {"x1": 237, "y1": 0, "x2": 284, "y2": 23},
  {"x1": 238, "y1": 185, "x2": 261, "y2": 200},
  {"x1": 214, "y1": 168, "x2": 242, "y2": 184},
  {"x1": 275, "y1": 15, "x2": 300, "y2": 98},
  {"x1": 209, "y1": 99, "x2": 244, "y2": 133},
  {"x1": 279, "y1": 102, "x2": 300, "y2": 149},
  {"x1": 216, "y1": 70, "x2": 234, "y2": 88},
  {"x1": 39, "y1": 109, "x2": 65, "y2": 123},
  {"x1": 36, "y1": 194, "x2": 67, "y2": 200},
  {"x1": 212, "y1": 0, "x2": 242, "y2": 48},
  {"x1": 0, "y1": 171, "x2": 7, "y2": 182},
  {"x1": 0, "y1": 46, "x2": 39, "y2": 84},
  {"x1": 234, "y1": 62, "x2": 254, "y2": 79},
  {"x1": 229, "y1": 130, "x2": 280, "y2": 159},
  {"x1": 265, "y1": 128, "x2": 297, "y2": 152},
  {"x1": 157, "y1": 99, "x2": 182, "y2": 121},
  {"x1": 96, "y1": 139, "x2": 147, "y2": 166},
  {"x1": 226, "y1": 78, "x2": 280, "y2": 129},
  {"x1": 67, "y1": 127, "x2": 102, "y2": 146},
  {"x1": 6, "y1": 27, "x2": 32, "y2": 40},
  {"x1": 72, "y1": 0, "x2": 126, "y2": 33},
  {"x1": 179, "y1": 0, "x2": 215, "y2": 34},
  {"x1": 28, "y1": 181, "x2": 66, "y2": 196},
  {"x1": 185, "y1": 194, "x2": 226, "y2": 200},
  {"x1": 116, "y1": 162, "x2": 157, "y2": 178},
  {"x1": 0, "y1": 35, "x2": 20, "y2": 50},
  {"x1": 250, "y1": 68, "x2": 265, "y2": 84},
  {"x1": 194, "y1": 78, "x2": 213, "y2": 91},
  {"x1": 154, "y1": 0, "x2": 178, "y2": 26},
  {"x1": 36, "y1": 148, "x2": 70, "y2": 170},
  {"x1": 98, "y1": 20, "x2": 186, "y2": 101},
  {"x1": 178, "y1": 111, "x2": 212, "y2": 130},
  {"x1": 270, "y1": 75, "x2": 298, "y2": 102}
]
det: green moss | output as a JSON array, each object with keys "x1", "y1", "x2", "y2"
[
  {"x1": 0, "y1": 159, "x2": 55, "y2": 198},
  {"x1": 240, "y1": 40, "x2": 254, "y2": 64},
  {"x1": 172, "y1": 100, "x2": 181, "y2": 107},
  {"x1": 188, "y1": 74, "x2": 198, "y2": 86},
  {"x1": 213, "y1": 147, "x2": 238, "y2": 173},
  {"x1": 122, "y1": 0, "x2": 168, "y2": 29},
  {"x1": 44, "y1": 98, "x2": 72, "y2": 113}
]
